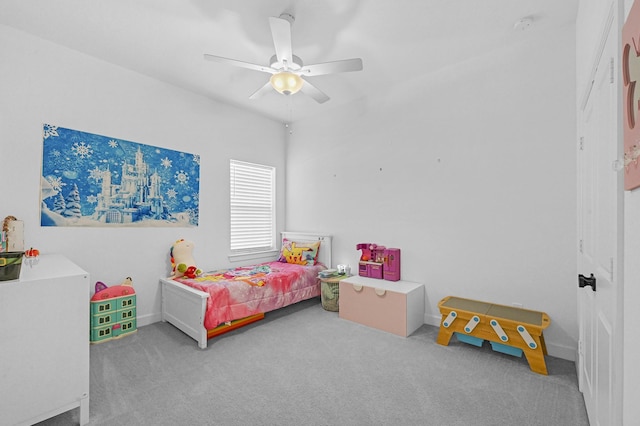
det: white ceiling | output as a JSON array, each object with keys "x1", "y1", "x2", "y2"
[{"x1": 0, "y1": 0, "x2": 578, "y2": 123}]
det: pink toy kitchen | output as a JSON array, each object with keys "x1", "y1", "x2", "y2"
[{"x1": 356, "y1": 243, "x2": 401, "y2": 281}]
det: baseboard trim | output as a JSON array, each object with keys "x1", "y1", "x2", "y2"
[
  {"x1": 545, "y1": 343, "x2": 577, "y2": 362},
  {"x1": 425, "y1": 313, "x2": 441, "y2": 327},
  {"x1": 138, "y1": 312, "x2": 161, "y2": 328}
]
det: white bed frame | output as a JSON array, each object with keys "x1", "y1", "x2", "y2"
[{"x1": 160, "y1": 232, "x2": 332, "y2": 348}]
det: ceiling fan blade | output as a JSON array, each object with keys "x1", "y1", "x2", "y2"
[
  {"x1": 204, "y1": 54, "x2": 274, "y2": 74},
  {"x1": 269, "y1": 16, "x2": 293, "y2": 65},
  {"x1": 249, "y1": 81, "x2": 274, "y2": 100},
  {"x1": 300, "y1": 79, "x2": 330, "y2": 104},
  {"x1": 299, "y1": 58, "x2": 363, "y2": 76}
]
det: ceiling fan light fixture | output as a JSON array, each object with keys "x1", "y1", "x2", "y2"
[{"x1": 270, "y1": 71, "x2": 303, "y2": 95}]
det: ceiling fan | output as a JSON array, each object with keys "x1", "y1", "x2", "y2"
[{"x1": 204, "y1": 13, "x2": 363, "y2": 104}]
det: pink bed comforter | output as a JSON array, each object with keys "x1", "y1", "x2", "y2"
[{"x1": 173, "y1": 261, "x2": 324, "y2": 329}]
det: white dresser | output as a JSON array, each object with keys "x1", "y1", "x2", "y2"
[
  {"x1": 0, "y1": 254, "x2": 90, "y2": 425},
  {"x1": 339, "y1": 275, "x2": 424, "y2": 337}
]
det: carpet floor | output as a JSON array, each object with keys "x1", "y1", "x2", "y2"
[{"x1": 37, "y1": 297, "x2": 589, "y2": 426}]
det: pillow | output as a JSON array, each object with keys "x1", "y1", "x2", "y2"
[{"x1": 278, "y1": 238, "x2": 321, "y2": 266}]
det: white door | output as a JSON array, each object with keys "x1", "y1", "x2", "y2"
[{"x1": 577, "y1": 8, "x2": 624, "y2": 426}]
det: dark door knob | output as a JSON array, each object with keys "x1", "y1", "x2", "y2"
[{"x1": 579, "y1": 274, "x2": 596, "y2": 292}]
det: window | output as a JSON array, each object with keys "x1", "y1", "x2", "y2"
[{"x1": 230, "y1": 159, "x2": 276, "y2": 254}]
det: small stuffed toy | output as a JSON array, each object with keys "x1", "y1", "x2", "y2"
[
  {"x1": 170, "y1": 239, "x2": 202, "y2": 278},
  {"x1": 281, "y1": 242, "x2": 312, "y2": 265}
]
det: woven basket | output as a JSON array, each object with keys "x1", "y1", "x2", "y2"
[{"x1": 321, "y1": 281, "x2": 340, "y2": 311}]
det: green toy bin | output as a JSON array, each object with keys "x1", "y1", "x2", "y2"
[{"x1": 0, "y1": 251, "x2": 24, "y2": 281}]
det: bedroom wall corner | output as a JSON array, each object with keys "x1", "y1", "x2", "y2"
[
  {"x1": 0, "y1": 24, "x2": 286, "y2": 327},
  {"x1": 285, "y1": 23, "x2": 578, "y2": 360}
]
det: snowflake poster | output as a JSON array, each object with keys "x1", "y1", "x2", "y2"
[{"x1": 40, "y1": 124, "x2": 200, "y2": 227}]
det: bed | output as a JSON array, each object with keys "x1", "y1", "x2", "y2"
[{"x1": 160, "y1": 232, "x2": 332, "y2": 348}]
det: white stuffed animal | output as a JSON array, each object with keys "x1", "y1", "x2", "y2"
[{"x1": 170, "y1": 239, "x2": 202, "y2": 278}]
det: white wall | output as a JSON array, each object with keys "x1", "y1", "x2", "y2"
[
  {"x1": 286, "y1": 24, "x2": 577, "y2": 360},
  {"x1": 623, "y1": 194, "x2": 640, "y2": 423},
  {"x1": 0, "y1": 25, "x2": 285, "y2": 325},
  {"x1": 0, "y1": 18, "x2": 581, "y2": 361}
]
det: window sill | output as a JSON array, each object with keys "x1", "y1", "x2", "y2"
[{"x1": 228, "y1": 250, "x2": 279, "y2": 263}]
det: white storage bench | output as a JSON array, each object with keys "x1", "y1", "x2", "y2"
[{"x1": 338, "y1": 275, "x2": 424, "y2": 337}]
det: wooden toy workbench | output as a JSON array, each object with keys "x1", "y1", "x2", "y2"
[{"x1": 436, "y1": 296, "x2": 550, "y2": 375}]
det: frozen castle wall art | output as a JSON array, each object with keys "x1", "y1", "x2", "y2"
[{"x1": 40, "y1": 124, "x2": 200, "y2": 227}]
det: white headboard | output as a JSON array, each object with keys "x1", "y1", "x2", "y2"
[{"x1": 281, "y1": 232, "x2": 332, "y2": 268}]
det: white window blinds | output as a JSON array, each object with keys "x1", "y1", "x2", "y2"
[{"x1": 230, "y1": 159, "x2": 276, "y2": 253}]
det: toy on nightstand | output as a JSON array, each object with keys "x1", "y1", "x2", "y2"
[
  {"x1": 170, "y1": 239, "x2": 202, "y2": 278},
  {"x1": 90, "y1": 277, "x2": 137, "y2": 343},
  {"x1": 356, "y1": 243, "x2": 401, "y2": 281}
]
